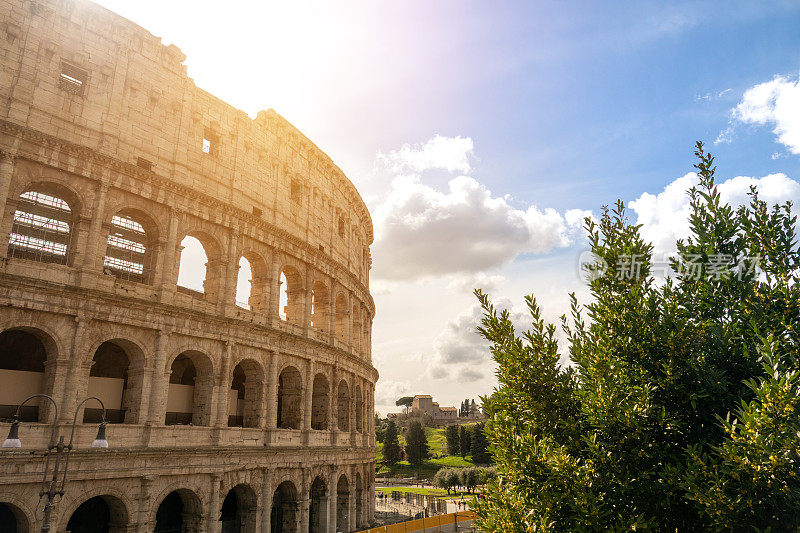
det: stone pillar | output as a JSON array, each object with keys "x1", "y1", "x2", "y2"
[
  {"x1": 79, "y1": 181, "x2": 109, "y2": 273},
  {"x1": 369, "y1": 463, "x2": 376, "y2": 525},
  {"x1": 346, "y1": 291, "x2": 353, "y2": 349},
  {"x1": 303, "y1": 360, "x2": 314, "y2": 432},
  {"x1": 0, "y1": 152, "x2": 17, "y2": 258},
  {"x1": 269, "y1": 252, "x2": 281, "y2": 323},
  {"x1": 303, "y1": 265, "x2": 312, "y2": 335},
  {"x1": 266, "y1": 351, "x2": 278, "y2": 440},
  {"x1": 348, "y1": 477, "x2": 356, "y2": 533},
  {"x1": 327, "y1": 469, "x2": 338, "y2": 533},
  {"x1": 135, "y1": 476, "x2": 156, "y2": 533},
  {"x1": 146, "y1": 330, "x2": 170, "y2": 429},
  {"x1": 207, "y1": 474, "x2": 222, "y2": 533},
  {"x1": 155, "y1": 208, "x2": 179, "y2": 293},
  {"x1": 215, "y1": 342, "x2": 233, "y2": 427},
  {"x1": 298, "y1": 468, "x2": 310, "y2": 532},
  {"x1": 219, "y1": 231, "x2": 239, "y2": 315},
  {"x1": 327, "y1": 287, "x2": 336, "y2": 344},
  {"x1": 260, "y1": 468, "x2": 272, "y2": 533},
  {"x1": 51, "y1": 316, "x2": 86, "y2": 424},
  {"x1": 329, "y1": 366, "x2": 338, "y2": 445}
]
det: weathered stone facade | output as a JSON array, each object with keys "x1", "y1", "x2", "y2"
[{"x1": 0, "y1": 0, "x2": 376, "y2": 531}]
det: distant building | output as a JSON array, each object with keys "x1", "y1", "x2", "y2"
[{"x1": 389, "y1": 394, "x2": 484, "y2": 427}]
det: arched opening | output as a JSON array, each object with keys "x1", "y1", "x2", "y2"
[
  {"x1": 334, "y1": 294, "x2": 348, "y2": 343},
  {"x1": 220, "y1": 484, "x2": 258, "y2": 533},
  {"x1": 84, "y1": 341, "x2": 132, "y2": 424},
  {"x1": 336, "y1": 475, "x2": 349, "y2": 533},
  {"x1": 177, "y1": 234, "x2": 221, "y2": 301},
  {"x1": 271, "y1": 481, "x2": 298, "y2": 533},
  {"x1": 355, "y1": 473, "x2": 363, "y2": 528},
  {"x1": 0, "y1": 329, "x2": 49, "y2": 422},
  {"x1": 352, "y1": 304, "x2": 362, "y2": 352},
  {"x1": 166, "y1": 352, "x2": 213, "y2": 426},
  {"x1": 337, "y1": 381, "x2": 350, "y2": 432},
  {"x1": 235, "y1": 256, "x2": 253, "y2": 309},
  {"x1": 154, "y1": 489, "x2": 202, "y2": 533},
  {"x1": 8, "y1": 188, "x2": 74, "y2": 265},
  {"x1": 66, "y1": 495, "x2": 128, "y2": 533},
  {"x1": 310, "y1": 281, "x2": 330, "y2": 332},
  {"x1": 0, "y1": 502, "x2": 30, "y2": 533},
  {"x1": 228, "y1": 360, "x2": 264, "y2": 428},
  {"x1": 103, "y1": 211, "x2": 153, "y2": 284},
  {"x1": 277, "y1": 366, "x2": 302, "y2": 429},
  {"x1": 309, "y1": 477, "x2": 327, "y2": 533},
  {"x1": 354, "y1": 385, "x2": 363, "y2": 433},
  {"x1": 311, "y1": 374, "x2": 329, "y2": 431},
  {"x1": 278, "y1": 267, "x2": 303, "y2": 325}
]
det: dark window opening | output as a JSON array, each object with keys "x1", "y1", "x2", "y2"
[{"x1": 59, "y1": 61, "x2": 88, "y2": 96}]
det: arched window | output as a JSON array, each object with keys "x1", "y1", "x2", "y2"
[
  {"x1": 235, "y1": 256, "x2": 253, "y2": 309},
  {"x1": 155, "y1": 490, "x2": 202, "y2": 533},
  {"x1": 352, "y1": 304, "x2": 362, "y2": 352},
  {"x1": 334, "y1": 294, "x2": 348, "y2": 343},
  {"x1": 311, "y1": 374, "x2": 329, "y2": 430},
  {"x1": 85, "y1": 341, "x2": 130, "y2": 424},
  {"x1": 67, "y1": 495, "x2": 129, "y2": 533},
  {"x1": 309, "y1": 477, "x2": 327, "y2": 532},
  {"x1": 337, "y1": 380, "x2": 350, "y2": 432},
  {"x1": 0, "y1": 329, "x2": 48, "y2": 422},
  {"x1": 310, "y1": 281, "x2": 330, "y2": 331},
  {"x1": 103, "y1": 212, "x2": 151, "y2": 283},
  {"x1": 165, "y1": 352, "x2": 213, "y2": 426},
  {"x1": 271, "y1": 481, "x2": 298, "y2": 532},
  {"x1": 336, "y1": 475, "x2": 349, "y2": 532},
  {"x1": 228, "y1": 360, "x2": 263, "y2": 428},
  {"x1": 9, "y1": 190, "x2": 73, "y2": 264},
  {"x1": 277, "y1": 366, "x2": 302, "y2": 429},
  {"x1": 278, "y1": 267, "x2": 303, "y2": 325},
  {"x1": 177, "y1": 236, "x2": 209, "y2": 297},
  {"x1": 354, "y1": 385, "x2": 363, "y2": 433},
  {"x1": 220, "y1": 484, "x2": 258, "y2": 533}
]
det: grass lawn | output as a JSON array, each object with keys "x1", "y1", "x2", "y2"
[
  {"x1": 376, "y1": 424, "x2": 479, "y2": 478},
  {"x1": 375, "y1": 487, "x2": 477, "y2": 498}
]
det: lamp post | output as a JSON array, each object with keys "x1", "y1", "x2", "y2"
[{"x1": 1, "y1": 394, "x2": 109, "y2": 533}]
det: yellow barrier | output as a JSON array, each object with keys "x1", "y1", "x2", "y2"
[{"x1": 358, "y1": 511, "x2": 476, "y2": 532}]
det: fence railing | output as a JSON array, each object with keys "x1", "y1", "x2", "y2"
[{"x1": 359, "y1": 511, "x2": 476, "y2": 533}]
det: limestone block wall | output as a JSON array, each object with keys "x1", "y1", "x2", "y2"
[{"x1": 0, "y1": 1, "x2": 378, "y2": 531}]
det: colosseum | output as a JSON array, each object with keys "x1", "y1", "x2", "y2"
[{"x1": 0, "y1": 0, "x2": 377, "y2": 531}]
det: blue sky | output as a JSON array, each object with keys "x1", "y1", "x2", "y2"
[{"x1": 95, "y1": 0, "x2": 800, "y2": 414}]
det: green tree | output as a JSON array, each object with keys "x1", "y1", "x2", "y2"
[
  {"x1": 405, "y1": 420, "x2": 430, "y2": 466},
  {"x1": 445, "y1": 425, "x2": 460, "y2": 456},
  {"x1": 382, "y1": 420, "x2": 401, "y2": 466},
  {"x1": 474, "y1": 143, "x2": 800, "y2": 531},
  {"x1": 470, "y1": 423, "x2": 491, "y2": 464},
  {"x1": 396, "y1": 396, "x2": 413, "y2": 414},
  {"x1": 459, "y1": 425, "x2": 471, "y2": 457}
]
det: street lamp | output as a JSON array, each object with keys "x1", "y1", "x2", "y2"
[{"x1": 1, "y1": 394, "x2": 109, "y2": 533}]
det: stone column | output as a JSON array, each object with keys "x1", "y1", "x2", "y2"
[
  {"x1": 327, "y1": 287, "x2": 336, "y2": 344},
  {"x1": 327, "y1": 468, "x2": 338, "y2": 533},
  {"x1": 52, "y1": 316, "x2": 85, "y2": 425},
  {"x1": 206, "y1": 474, "x2": 223, "y2": 533},
  {"x1": 329, "y1": 366, "x2": 338, "y2": 445},
  {"x1": 298, "y1": 468, "x2": 310, "y2": 532},
  {"x1": 266, "y1": 351, "x2": 278, "y2": 441},
  {"x1": 0, "y1": 151, "x2": 17, "y2": 258},
  {"x1": 146, "y1": 330, "x2": 170, "y2": 433},
  {"x1": 260, "y1": 468, "x2": 272, "y2": 533},
  {"x1": 303, "y1": 264, "x2": 312, "y2": 335},
  {"x1": 135, "y1": 476, "x2": 156, "y2": 533},
  {"x1": 369, "y1": 463, "x2": 376, "y2": 524},
  {"x1": 79, "y1": 181, "x2": 109, "y2": 273},
  {"x1": 155, "y1": 208, "x2": 179, "y2": 293},
  {"x1": 269, "y1": 252, "x2": 281, "y2": 324},
  {"x1": 219, "y1": 231, "x2": 239, "y2": 315},
  {"x1": 215, "y1": 342, "x2": 233, "y2": 428},
  {"x1": 346, "y1": 291, "x2": 353, "y2": 349}
]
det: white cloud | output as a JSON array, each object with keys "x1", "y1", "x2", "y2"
[
  {"x1": 374, "y1": 379, "x2": 415, "y2": 413},
  {"x1": 732, "y1": 74, "x2": 800, "y2": 154},
  {"x1": 629, "y1": 171, "x2": 800, "y2": 255},
  {"x1": 377, "y1": 134, "x2": 474, "y2": 174},
  {"x1": 446, "y1": 272, "x2": 506, "y2": 294},
  {"x1": 371, "y1": 174, "x2": 588, "y2": 280}
]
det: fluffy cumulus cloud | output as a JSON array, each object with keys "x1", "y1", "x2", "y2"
[
  {"x1": 732, "y1": 74, "x2": 800, "y2": 154},
  {"x1": 377, "y1": 134, "x2": 474, "y2": 174},
  {"x1": 629, "y1": 172, "x2": 800, "y2": 255},
  {"x1": 428, "y1": 298, "x2": 530, "y2": 382},
  {"x1": 374, "y1": 379, "x2": 414, "y2": 413},
  {"x1": 371, "y1": 174, "x2": 590, "y2": 280}
]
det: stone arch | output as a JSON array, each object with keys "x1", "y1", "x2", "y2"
[
  {"x1": 220, "y1": 483, "x2": 258, "y2": 533},
  {"x1": 102, "y1": 207, "x2": 159, "y2": 284},
  {"x1": 354, "y1": 384, "x2": 363, "y2": 433},
  {"x1": 271, "y1": 480, "x2": 298, "y2": 533},
  {"x1": 236, "y1": 250, "x2": 268, "y2": 312},
  {"x1": 165, "y1": 350, "x2": 215, "y2": 426},
  {"x1": 337, "y1": 380, "x2": 350, "y2": 432},
  {"x1": 277, "y1": 365, "x2": 302, "y2": 429},
  {"x1": 0, "y1": 326, "x2": 59, "y2": 422},
  {"x1": 62, "y1": 491, "x2": 131, "y2": 533},
  {"x1": 7, "y1": 182, "x2": 79, "y2": 266},
  {"x1": 227, "y1": 358, "x2": 265, "y2": 428},
  {"x1": 310, "y1": 280, "x2": 330, "y2": 332},
  {"x1": 308, "y1": 476, "x2": 327, "y2": 533},
  {"x1": 334, "y1": 293, "x2": 348, "y2": 343},
  {"x1": 336, "y1": 474, "x2": 350, "y2": 532},
  {"x1": 310, "y1": 373, "x2": 329, "y2": 430},
  {"x1": 0, "y1": 499, "x2": 32, "y2": 533},
  {"x1": 154, "y1": 488, "x2": 203, "y2": 533},
  {"x1": 83, "y1": 338, "x2": 146, "y2": 424},
  {"x1": 278, "y1": 265, "x2": 303, "y2": 325},
  {"x1": 177, "y1": 230, "x2": 223, "y2": 300}
]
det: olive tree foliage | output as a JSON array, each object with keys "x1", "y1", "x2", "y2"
[{"x1": 474, "y1": 143, "x2": 800, "y2": 531}]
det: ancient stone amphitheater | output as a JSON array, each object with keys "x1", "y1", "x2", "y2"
[{"x1": 0, "y1": 1, "x2": 377, "y2": 531}]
